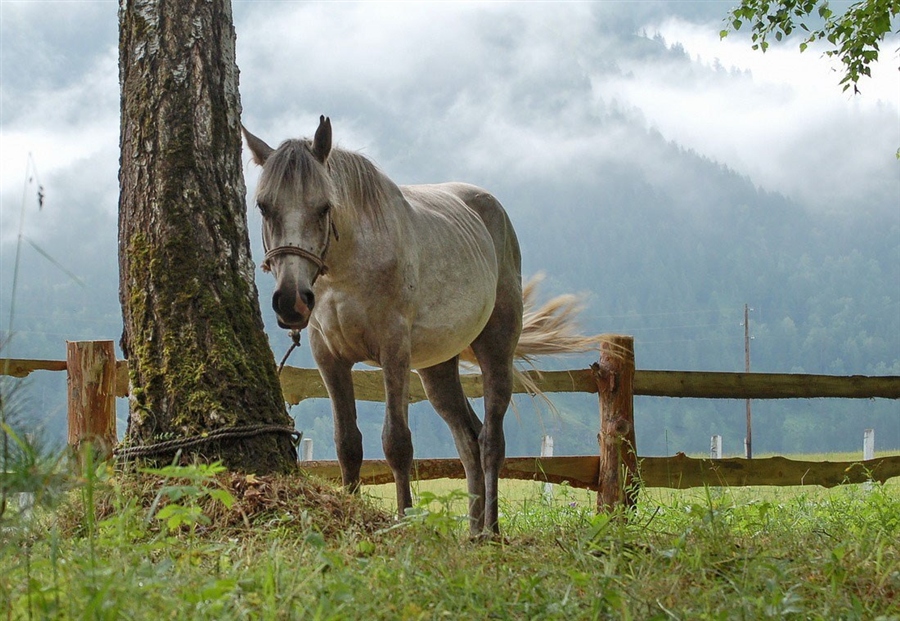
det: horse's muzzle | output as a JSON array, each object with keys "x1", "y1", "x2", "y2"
[{"x1": 273, "y1": 288, "x2": 314, "y2": 330}]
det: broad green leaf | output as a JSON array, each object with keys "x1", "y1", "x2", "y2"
[{"x1": 207, "y1": 488, "x2": 235, "y2": 508}]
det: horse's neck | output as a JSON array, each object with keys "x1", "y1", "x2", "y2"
[{"x1": 327, "y1": 166, "x2": 408, "y2": 278}]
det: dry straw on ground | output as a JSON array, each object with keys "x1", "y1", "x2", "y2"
[{"x1": 62, "y1": 470, "x2": 393, "y2": 539}]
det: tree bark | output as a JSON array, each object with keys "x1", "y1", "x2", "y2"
[{"x1": 118, "y1": 0, "x2": 296, "y2": 472}]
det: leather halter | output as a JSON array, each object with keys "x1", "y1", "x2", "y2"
[
  {"x1": 261, "y1": 246, "x2": 328, "y2": 277},
  {"x1": 259, "y1": 214, "x2": 339, "y2": 284}
]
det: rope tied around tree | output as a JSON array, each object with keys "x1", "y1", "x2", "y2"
[
  {"x1": 113, "y1": 424, "x2": 302, "y2": 460},
  {"x1": 113, "y1": 331, "x2": 305, "y2": 461}
]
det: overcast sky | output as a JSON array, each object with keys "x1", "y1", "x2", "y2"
[{"x1": 1, "y1": 1, "x2": 898, "y2": 271}]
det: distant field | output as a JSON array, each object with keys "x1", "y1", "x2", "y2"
[
  {"x1": 365, "y1": 450, "x2": 900, "y2": 514},
  {"x1": 705, "y1": 450, "x2": 898, "y2": 461}
]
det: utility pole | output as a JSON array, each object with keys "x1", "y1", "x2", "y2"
[{"x1": 744, "y1": 303, "x2": 752, "y2": 459}]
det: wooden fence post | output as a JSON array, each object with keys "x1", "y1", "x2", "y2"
[
  {"x1": 592, "y1": 335, "x2": 638, "y2": 515},
  {"x1": 66, "y1": 340, "x2": 117, "y2": 462}
]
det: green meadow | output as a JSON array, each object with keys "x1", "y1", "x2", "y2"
[{"x1": 1, "y1": 448, "x2": 898, "y2": 620}]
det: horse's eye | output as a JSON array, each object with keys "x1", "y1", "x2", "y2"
[
  {"x1": 257, "y1": 202, "x2": 271, "y2": 217},
  {"x1": 320, "y1": 202, "x2": 331, "y2": 217}
]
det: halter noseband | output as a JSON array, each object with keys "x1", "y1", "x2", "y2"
[
  {"x1": 260, "y1": 246, "x2": 328, "y2": 278},
  {"x1": 259, "y1": 214, "x2": 339, "y2": 284}
]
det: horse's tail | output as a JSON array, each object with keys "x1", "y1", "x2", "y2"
[
  {"x1": 460, "y1": 275, "x2": 607, "y2": 399},
  {"x1": 515, "y1": 276, "x2": 605, "y2": 362}
]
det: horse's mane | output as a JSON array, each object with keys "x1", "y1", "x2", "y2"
[{"x1": 257, "y1": 139, "x2": 393, "y2": 226}]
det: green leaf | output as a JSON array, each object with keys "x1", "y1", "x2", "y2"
[
  {"x1": 356, "y1": 539, "x2": 376, "y2": 556},
  {"x1": 155, "y1": 504, "x2": 179, "y2": 520},
  {"x1": 155, "y1": 504, "x2": 187, "y2": 530},
  {"x1": 207, "y1": 488, "x2": 235, "y2": 509},
  {"x1": 184, "y1": 579, "x2": 237, "y2": 604},
  {"x1": 304, "y1": 531, "x2": 326, "y2": 548}
]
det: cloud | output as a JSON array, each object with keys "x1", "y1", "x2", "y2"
[
  {"x1": 234, "y1": 4, "x2": 898, "y2": 213},
  {"x1": 2, "y1": 2, "x2": 897, "y2": 254},
  {"x1": 607, "y1": 18, "x2": 900, "y2": 211},
  {"x1": 0, "y1": 8, "x2": 118, "y2": 243}
]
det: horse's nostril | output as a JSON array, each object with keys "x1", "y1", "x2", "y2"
[
  {"x1": 299, "y1": 289, "x2": 315, "y2": 312},
  {"x1": 273, "y1": 289, "x2": 314, "y2": 319},
  {"x1": 272, "y1": 290, "x2": 286, "y2": 315}
]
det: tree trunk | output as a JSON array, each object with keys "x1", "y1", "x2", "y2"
[{"x1": 118, "y1": 0, "x2": 296, "y2": 472}]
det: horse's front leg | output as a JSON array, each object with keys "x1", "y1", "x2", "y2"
[
  {"x1": 381, "y1": 348, "x2": 414, "y2": 517},
  {"x1": 311, "y1": 339, "x2": 363, "y2": 492}
]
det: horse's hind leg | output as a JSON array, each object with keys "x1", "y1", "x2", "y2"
[
  {"x1": 472, "y1": 309, "x2": 521, "y2": 537},
  {"x1": 419, "y1": 357, "x2": 486, "y2": 535}
]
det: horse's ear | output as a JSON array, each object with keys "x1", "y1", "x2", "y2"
[
  {"x1": 312, "y1": 115, "x2": 332, "y2": 164},
  {"x1": 242, "y1": 125, "x2": 274, "y2": 165}
]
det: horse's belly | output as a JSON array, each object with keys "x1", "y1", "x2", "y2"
[
  {"x1": 410, "y1": 261, "x2": 497, "y2": 369},
  {"x1": 405, "y1": 201, "x2": 500, "y2": 369},
  {"x1": 408, "y1": 282, "x2": 496, "y2": 369}
]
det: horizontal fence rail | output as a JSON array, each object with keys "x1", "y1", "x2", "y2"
[
  {"x1": 4, "y1": 358, "x2": 898, "y2": 402},
  {"x1": 301, "y1": 454, "x2": 900, "y2": 490},
  {"x1": 3, "y1": 353, "x2": 899, "y2": 492},
  {"x1": 279, "y1": 367, "x2": 900, "y2": 403}
]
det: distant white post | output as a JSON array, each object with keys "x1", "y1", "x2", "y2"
[
  {"x1": 19, "y1": 433, "x2": 35, "y2": 520},
  {"x1": 710, "y1": 435, "x2": 722, "y2": 460},
  {"x1": 863, "y1": 428, "x2": 875, "y2": 491},
  {"x1": 863, "y1": 429, "x2": 875, "y2": 461},
  {"x1": 300, "y1": 437, "x2": 314, "y2": 462},
  {"x1": 541, "y1": 435, "x2": 554, "y2": 499},
  {"x1": 18, "y1": 490, "x2": 35, "y2": 518}
]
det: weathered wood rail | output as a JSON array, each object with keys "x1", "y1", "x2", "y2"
[
  {"x1": 301, "y1": 453, "x2": 900, "y2": 490},
  {"x1": 3, "y1": 337, "x2": 899, "y2": 514},
  {"x1": 279, "y1": 367, "x2": 900, "y2": 403},
  {"x1": 5, "y1": 358, "x2": 898, "y2": 402}
]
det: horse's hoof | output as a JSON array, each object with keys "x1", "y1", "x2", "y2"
[{"x1": 470, "y1": 531, "x2": 507, "y2": 545}]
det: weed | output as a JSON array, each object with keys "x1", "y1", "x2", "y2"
[{"x1": 141, "y1": 461, "x2": 235, "y2": 540}]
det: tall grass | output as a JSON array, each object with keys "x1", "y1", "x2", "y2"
[{"x1": 1, "y1": 447, "x2": 898, "y2": 620}]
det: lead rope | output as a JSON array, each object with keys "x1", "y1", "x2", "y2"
[{"x1": 277, "y1": 329, "x2": 303, "y2": 374}]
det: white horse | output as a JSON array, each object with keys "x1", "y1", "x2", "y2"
[{"x1": 244, "y1": 116, "x2": 595, "y2": 537}]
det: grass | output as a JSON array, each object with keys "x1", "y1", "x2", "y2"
[{"x1": 1, "y1": 446, "x2": 899, "y2": 620}]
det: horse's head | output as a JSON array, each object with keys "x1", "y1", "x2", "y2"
[{"x1": 243, "y1": 116, "x2": 336, "y2": 330}]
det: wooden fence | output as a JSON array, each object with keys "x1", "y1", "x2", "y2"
[{"x1": 3, "y1": 336, "x2": 900, "y2": 512}]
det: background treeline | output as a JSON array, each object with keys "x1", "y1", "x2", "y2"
[
  {"x1": 2, "y1": 19, "x2": 896, "y2": 459},
  {"x1": 3, "y1": 117, "x2": 896, "y2": 459}
]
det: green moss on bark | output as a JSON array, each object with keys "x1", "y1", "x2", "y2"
[{"x1": 118, "y1": 0, "x2": 295, "y2": 474}]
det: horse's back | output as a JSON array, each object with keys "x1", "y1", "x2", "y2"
[{"x1": 401, "y1": 182, "x2": 522, "y2": 275}]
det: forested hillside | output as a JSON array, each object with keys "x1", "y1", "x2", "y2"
[
  {"x1": 2, "y1": 8, "x2": 897, "y2": 460},
  {"x1": 294, "y1": 124, "x2": 900, "y2": 460}
]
